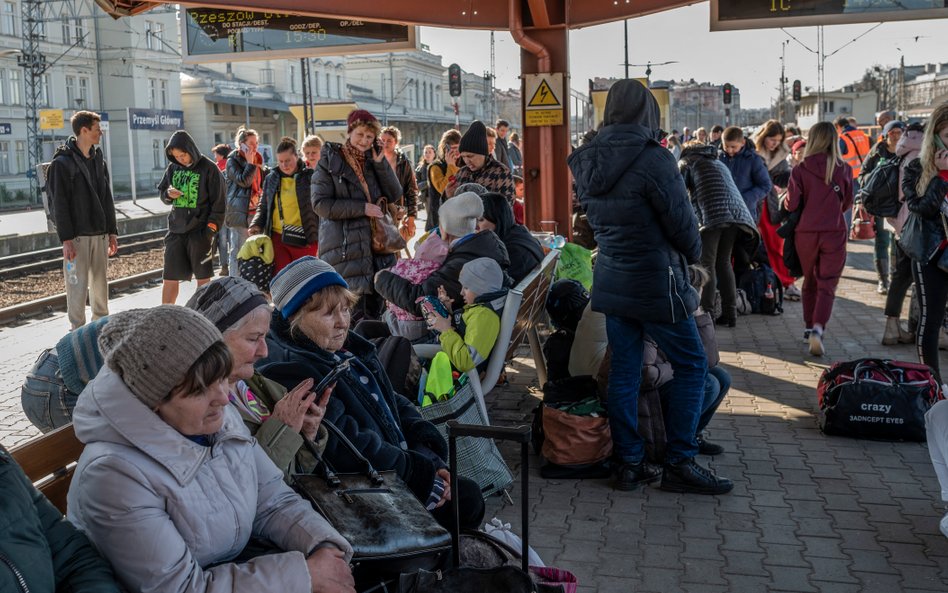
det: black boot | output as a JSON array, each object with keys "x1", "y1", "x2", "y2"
[
  {"x1": 660, "y1": 459, "x2": 733, "y2": 495},
  {"x1": 875, "y1": 259, "x2": 889, "y2": 294},
  {"x1": 716, "y1": 306, "x2": 737, "y2": 328}
]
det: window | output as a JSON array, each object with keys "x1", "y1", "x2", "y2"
[
  {"x1": 151, "y1": 22, "x2": 163, "y2": 51},
  {"x1": 213, "y1": 132, "x2": 224, "y2": 144},
  {"x1": 213, "y1": 102, "x2": 220, "y2": 115},
  {"x1": 148, "y1": 78, "x2": 156, "y2": 109},
  {"x1": 65, "y1": 76, "x2": 76, "y2": 107},
  {"x1": 159, "y1": 79, "x2": 168, "y2": 109},
  {"x1": 152, "y1": 139, "x2": 161, "y2": 169},
  {"x1": 74, "y1": 19, "x2": 85, "y2": 46},
  {"x1": 61, "y1": 18, "x2": 72, "y2": 45},
  {"x1": 337, "y1": 75, "x2": 342, "y2": 98},
  {"x1": 39, "y1": 74, "x2": 50, "y2": 105},
  {"x1": 262, "y1": 133, "x2": 271, "y2": 145},
  {"x1": 79, "y1": 77, "x2": 89, "y2": 108},
  {"x1": 9, "y1": 69, "x2": 22, "y2": 104},
  {"x1": 325, "y1": 73, "x2": 331, "y2": 97},
  {"x1": 230, "y1": 104, "x2": 237, "y2": 116},
  {"x1": 15, "y1": 140, "x2": 25, "y2": 174},
  {"x1": 0, "y1": 141, "x2": 10, "y2": 175},
  {"x1": 145, "y1": 21, "x2": 154, "y2": 50},
  {"x1": 260, "y1": 68, "x2": 274, "y2": 86},
  {"x1": 289, "y1": 64, "x2": 296, "y2": 93},
  {"x1": 0, "y1": 70, "x2": 7, "y2": 105},
  {"x1": 2, "y1": 2, "x2": 16, "y2": 36}
]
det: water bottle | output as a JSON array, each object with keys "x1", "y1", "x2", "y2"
[
  {"x1": 65, "y1": 260, "x2": 78, "y2": 285},
  {"x1": 545, "y1": 234, "x2": 566, "y2": 250},
  {"x1": 764, "y1": 282, "x2": 774, "y2": 300}
]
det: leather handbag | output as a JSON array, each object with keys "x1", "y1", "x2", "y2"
[
  {"x1": 293, "y1": 420, "x2": 451, "y2": 578},
  {"x1": 371, "y1": 198, "x2": 408, "y2": 254},
  {"x1": 850, "y1": 204, "x2": 876, "y2": 241}
]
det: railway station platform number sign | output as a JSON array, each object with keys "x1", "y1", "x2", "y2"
[
  {"x1": 524, "y1": 73, "x2": 565, "y2": 127},
  {"x1": 39, "y1": 110, "x2": 64, "y2": 130},
  {"x1": 711, "y1": 0, "x2": 948, "y2": 30},
  {"x1": 182, "y1": 8, "x2": 417, "y2": 64}
]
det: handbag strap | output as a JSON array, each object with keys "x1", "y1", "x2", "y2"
[{"x1": 305, "y1": 419, "x2": 385, "y2": 486}]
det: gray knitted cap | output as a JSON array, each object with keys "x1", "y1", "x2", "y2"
[
  {"x1": 185, "y1": 276, "x2": 269, "y2": 333},
  {"x1": 98, "y1": 306, "x2": 223, "y2": 408},
  {"x1": 459, "y1": 257, "x2": 504, "y2": 297}
]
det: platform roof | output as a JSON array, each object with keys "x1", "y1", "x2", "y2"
[{"x1": 94, "y1": 0, "x2": 697, "y2": 28}]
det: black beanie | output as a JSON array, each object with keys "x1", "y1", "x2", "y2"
[{"x1": 459, "y1": 120, "x2": 489, "y2": 156}]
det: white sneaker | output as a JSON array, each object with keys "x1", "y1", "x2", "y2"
[
  {"x1": 940, "y1": 513, "x2": 948, "y2": 539},
  {"x1": 809, "y1": 329, "x2": 825, "y2": 357}
]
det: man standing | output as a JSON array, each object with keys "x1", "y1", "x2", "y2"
[
  {"x1": 48, "y1": 111, "x2": 117, "y2": 330},
  {"x1": 875, "y1": 110, "x2": 895, "y2": 142},
  {"x1": 493, "y1": 119, "x2": 514, "y2": 171},
  {"x1": 568, "y1": 79, "x2": 732, "y2": 495}
]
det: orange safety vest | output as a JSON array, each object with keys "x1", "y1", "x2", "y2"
[{"x1": 840, "y1": 130, "x2": 871, "y2": 179}]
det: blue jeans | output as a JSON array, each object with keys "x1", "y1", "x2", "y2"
[
  {"x1": 226, "y1": 226, "x2": 250, "y2": 277},
  {"x1": 21, "y1": 349, "x2": 79, "y2": 433},
  {"x1": 217, "y1": 226, "x2": 230, "y2": 269},
  {"x1": 699, "y1": 366, "x2": 731, "y2": 433},
  {"x1": 606, "y1": 314, "x2": 707, "y2": 464}
]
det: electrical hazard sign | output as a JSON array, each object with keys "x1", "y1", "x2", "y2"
[{"x1": 524, "y1": 73, "x2": 565, "y2": 127}]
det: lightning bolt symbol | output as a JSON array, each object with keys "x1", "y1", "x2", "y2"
[{"x1": 540, "y1": 86, "x2": 549, "y2": 102}]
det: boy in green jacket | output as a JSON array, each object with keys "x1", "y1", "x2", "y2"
[{"x1": 425, "y1": 257, "x2": 507, "y2": 373}]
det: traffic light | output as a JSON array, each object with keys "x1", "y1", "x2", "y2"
[
  {"x1": 792, "y1": 79, "x2": 801, "y2": 102},
  {"x1": 448, "y1": 63, "x2": 462, "y2": 97},
  {"x1": 723, "y1": 83, "x2": 732, "y2": 105}
]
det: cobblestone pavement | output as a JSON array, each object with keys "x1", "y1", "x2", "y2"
[{"x1": 2, "y1": 240, "x2": 948, "y2": 592}]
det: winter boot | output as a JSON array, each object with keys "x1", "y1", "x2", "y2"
[
  {"x1": 875, "y1": 259, "x2": 889, "y2": 294},
  {"x1": 882, "y1": 316, "x2": 914, "y2": 345},
  {"x1": 715, "y1": 305, "x2": 737, "y2": 328}
]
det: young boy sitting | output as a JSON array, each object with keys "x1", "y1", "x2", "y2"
[{"x1": 424, "y1": 257, "x2": 508, "y2": 374}]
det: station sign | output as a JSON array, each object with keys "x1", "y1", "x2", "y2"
[
  {"x1": 182, "y1": 8, "x2": 417, "y2": 64},
  {"x1": 128, "y1": 109, "x2": 184, "y2": 132},
  {"x1": 711, "y1": 0, "x2": 948, "y2": 31},
  {"x1": 39, "y1": 109, "x2": 64, "y2": 130},
  {"x1": 524, "y1": 73, "x2": 565, "y2": 127},
  {"x1": 0, "y1": 123, "x2": 11, "y2": 135}
]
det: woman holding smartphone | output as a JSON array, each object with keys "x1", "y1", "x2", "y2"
[{"x1": 312, "y1": 109, "x2": 403, "y2": 321}]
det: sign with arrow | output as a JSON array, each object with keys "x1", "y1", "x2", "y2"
[{"x1": 524, "y1": 73, "x2": 564, "y2": 127}]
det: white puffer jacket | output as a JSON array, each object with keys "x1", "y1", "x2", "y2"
[{"x1": 66, "y1": 367, "x2": 352, "y2": 593}]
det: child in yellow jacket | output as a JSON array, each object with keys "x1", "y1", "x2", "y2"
[{"x1": 424, "y1": 257, "x2": 507, "y2": 373}]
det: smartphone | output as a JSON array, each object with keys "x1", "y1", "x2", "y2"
[
  {"x1": 936, "y1": 136, "x2": 947, "y2": 151},
  {"x1": 240, "y1": 142, "x2": 250, "y2": 153},
  {"x1": 373, "y1": 138, "x2": 382, "y2": 156},
  {"x1": 416, "y1": 295, "x2": 448, "y2": 319},
  {"x1": 312, "y1": 360, "x2": 350, "y2": 396}
]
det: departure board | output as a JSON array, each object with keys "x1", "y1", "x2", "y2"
[
  {"x1": 183, "y1": 8, "x2": 416, "y2": 63},
  {"x1": 711, "y1": 0, "x2": 948, "y2": 30}
]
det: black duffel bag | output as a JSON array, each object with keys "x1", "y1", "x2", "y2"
[{"x1": 816, "y1": 358, "x2": 943, "y2": 441}]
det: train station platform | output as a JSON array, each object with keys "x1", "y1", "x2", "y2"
[{"x1": 1, "y1": 239, "x2": 947, "y2": 591}]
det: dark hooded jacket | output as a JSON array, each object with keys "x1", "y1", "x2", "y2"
[
  {"x1": 48, "y1": 137, "x2": 117, "y2": 243},
  {"x1": 157, "y1": 130, "x2": 226, "y2": 235},
  {"x1": 224, "y1": 149, "x2": 263, "y2": 228},
  {"x1": 678, "y1": 144, "x2": 758, "y2": 236},
  {"x1": 718, "y1": 138, "x2": 772, "y2": 216},
  {"x1": 258, "y1": 314, "x2": 447, "y2": 500},
  {"x1": 567, "y1": 79, "x2": 701, "y2": 323},
  {"x1": 786, "y1": 154, "x2": 854, "y2": 233},
  {"x1": 250, "y1": 159, "x2": 318, "y2": 245},
  {"x1": 375, "y1": 230, "x2": 510, "y2": 312},
  {"x1": 392, "y1": 150, "x2": 419, "y2": 218},
  {"x1": 901, "y1": 157, "x2": 948, "y2": 261},
  {"x1": 480, "y1": 192, "x2": 544, "y2": 285},
  {"x1": 312, "y1": 142, "x2": 404, "y2": 295}
]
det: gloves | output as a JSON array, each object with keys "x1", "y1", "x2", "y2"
[{"x1": 201, "y1": 224, "x2": 218, "y2": 264}]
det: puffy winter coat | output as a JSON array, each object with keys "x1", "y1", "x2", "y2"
[
  {"x1": 258, "y1": 317, "x2": 448, "y2": 500},
  {"x1": 679, "y1": 144, "x2": 757, "y2": 234},
  {"x1": 567, "y1": 122, "x2": 701, "y2": 323},
  {"x1": 375, "y1": 230, "x2": 511, "y2": 312},
  {"x1": 902, "y1": 158, "x2": 948, "y2": 262},
  {"x1": 312, "y1": 142, "x2": 403, "y2": 294},
  {"x1": 47, "y1": 138, "x2": 117, "y2": 242},
  {"x1": 0, "y1": 445, "x2": 121, "y2": 593},
  {"x1": 158, "y1": 130, "x2": 226, "y2": 235},
  {"x1": 719, "y1": 139, "x2": 772, "y2": 216},
  {"x1": 480, "y1": 192, "x2": 544, "y2": 284},
  {"x1": 250, "y1": 160, "x2": 319, "y2": 245},
  {"x1": 392, "y1": 151, "x2": 419, "y2": 218},
  {"x1": 786, "y1": 154, "x2": 854, "y2": 233},
  {"x1": 891, "y1": 129, "x2": 924, "y2": 234},
  {"x1": 66, "y1": 367, "x2": 351, "y2": 593},
  {"x1": 224, "y1": 150, "x2": 262, "y2": 228}
]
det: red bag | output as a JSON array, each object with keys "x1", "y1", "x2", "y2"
[{"x1": 850, "y1": 205, "x2": 876, "y2": 241}]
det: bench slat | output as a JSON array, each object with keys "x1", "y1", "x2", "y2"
[{"x1": 11, "y1": 424, "x2": 83, "y2": 482}]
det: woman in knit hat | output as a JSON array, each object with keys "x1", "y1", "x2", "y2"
[
  {"x1": 312, "y1": 108, "x2": 404, "y2": 322},
  {"x1": 478, "y1": 192, "x2": 544, "y2": 284},
  {"x1": 259, "y1": 256, "x2": 486, "y2": 532},
  {"x1": 186, "y1": 276, "x2": 329, "y2": 477},
  {"x1": 375, "y1": 191, "x2": 511, "y2": 313},
  {"x1": 66, "y1": 305, "x2": 355, "y2": 593},
  {"x1": 445, "y1": 120, "x2": 515, "y2": 200}
]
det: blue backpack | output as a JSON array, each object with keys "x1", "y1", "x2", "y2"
[{"x1": 738, "y1": 264, "x2": 783, "y2": 315}]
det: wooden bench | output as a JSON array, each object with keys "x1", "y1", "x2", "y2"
[
  {"x1": 11, "y1": 424, "x2": 83, "y2": 514},
  {"x1": 416, "y1": 250, "x2": 559, "y2": 421}
]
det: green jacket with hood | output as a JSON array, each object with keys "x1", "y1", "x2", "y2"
[{"x1": 158, "y1": 130, "x2": 226, "y2": 235}]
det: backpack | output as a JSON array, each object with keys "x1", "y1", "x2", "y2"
[
  {"x1": 542, "y1": 329, "x2": 575, "y2": 382},
  {"x1": 859, "y1": 156, "x2": 903, "y2": 218},
  {"x1": 738, "y1": 264, "x2": 783, "y2": 315},
  {"x1": 39, "y1": 161, "x2": 57, "y2": 232}
]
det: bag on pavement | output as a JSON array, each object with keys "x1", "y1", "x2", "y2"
[{"x1": 817, "y1": 358, "x2": 943, "y2": 441}]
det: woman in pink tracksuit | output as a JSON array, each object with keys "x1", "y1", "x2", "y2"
[{"x1": 786, "y1": 122, "x2": 854, "y2": 357}]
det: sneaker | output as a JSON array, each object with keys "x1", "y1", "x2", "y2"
[
  {"x1": 809, "y1": 329, "x2": 825, "y2": 357},
  {"x1": 877, "y1": 280, "x2": 889, "y2": 294},
  {"x1": 614, "y1": 461, "x2": 662, "y2": 492},
  {"x1": 697, "y1": 436, "x2": 724, "y2": 456},
  {"x1": 660, "y1": 459, "x2": 733, "y2": 495},
  {"x1": 785, "y1": 284, "x2": 801, "y2": 301},
  {"x1": 803, "y1": 328, "x2": 812, "y2": 342}
]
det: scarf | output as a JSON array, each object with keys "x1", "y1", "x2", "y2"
[{"x1": 341, "y1": 141, "x2": 372, "y2": 202}]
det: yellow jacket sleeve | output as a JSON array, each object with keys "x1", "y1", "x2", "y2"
[{"x1": 438, "y1": 305, "x2": 500, "y2": 373}]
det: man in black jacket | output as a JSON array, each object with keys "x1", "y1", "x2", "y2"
[
  {"x1": 48, "y1": 111, "x2": 117, "y2": 330},
  {"x1": 157, "y1": 130, "x2": 226, "y2": 304},
  {"x1": 568, "y1": 80, "x2": 732, "y2": 496}
]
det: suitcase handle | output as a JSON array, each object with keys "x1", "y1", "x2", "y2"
[{"x1": 446, "y1": 421, "x2": 531, "y2": 572}]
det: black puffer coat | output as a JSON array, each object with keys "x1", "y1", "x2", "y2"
[
  {"x1": 902, "y1": 158, "x2": 948, "y2": 262},
  {"x1": 312, "y1": 142, "x2": 403, "y2": 294},
  {"x1": 250, "y1": 160, "x2": 319, "y2": 245},
  {"x1": 258, "y1": 314, "x2": 447, "y2": 500},
  {"x1": 679, "y1": 144, "x2": 758, "y2": 235},
  {"x1": 375, "y1": 230, "x2": 510, "y2": 312},
  {"x1": 224, "y1": 150, "x2": 262, "y2": 228},
  {"x1": 392, "y1": 151, "x2": 419, "y2": 218},
  {"x1": 568, "y1": 123, "x2": 701, "y2": 323}
]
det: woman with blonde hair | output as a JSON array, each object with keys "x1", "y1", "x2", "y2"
[
  {"x1": 902, "y1": 102, "x2": 948, "y2": 382},
  {"x1": 301, "y1": 135, "x2": 324, "y2": 170},
  {"x1": 426, "y1": 129, "x2": 461, "y2": 231},
  {"x1": 786, "y1": 122, "x2": 854, "y2": 356}
]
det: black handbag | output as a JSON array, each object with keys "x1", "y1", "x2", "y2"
[
  {"x1": 859, "y1": 157, "x2": 902, "y2": 218},
  {"x1": 776, "y1": 192, "x2": 803, "y2": 278},
  {"x1": 275, "y1": 192, "x2": 309, "y2": 247},
  {"x1": 294, "y1": 421, "x2": 451, "y2": 579}
]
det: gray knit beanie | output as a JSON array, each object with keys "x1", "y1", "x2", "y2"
[
  {"x1": 459, "y1": 257, "x2": 504, "y2": 297},
  {"x1": 98, "y1": 306, "x2": 223, "y2": 408},
  {"x1": 439, "y1": 192, "x2": 484, "y2": 238},
  {"x1": 185, "y1": 276, "x2": 269, "y2": 333}
]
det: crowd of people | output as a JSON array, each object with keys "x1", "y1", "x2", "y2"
[{"x1": 12, "y1": 82, "x2": 948, "y2": 591}]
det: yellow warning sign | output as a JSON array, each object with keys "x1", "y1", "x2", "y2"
[
  {"x1": 528, "y1": 79, "x2": 561, "y2": 107},
  {"x1": 39, "y1": 109, "x2": 64, "y2": 130}
]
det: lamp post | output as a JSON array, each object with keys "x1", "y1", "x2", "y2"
[{"x1": 240, "y1": 88, "x2": 251, "y2": 129}]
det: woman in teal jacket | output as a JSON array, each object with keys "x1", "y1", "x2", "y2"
[{"x1": 0, "y1": 445, "x2": 121, "y2": 593}]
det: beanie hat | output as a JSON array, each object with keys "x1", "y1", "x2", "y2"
[
  {"x1": 185, "y1": 276, "x2": 269, "y2": 333},
  {"x1": 460, "y1": 257, "x2": 504, "y2": 297},
  {"x1": 56, "y1": 316, "x2": 109, "y2": 395},
  {"x1": 269, "y1": 256, "x2": 348, "y2": 319},
  {"x1": 438, "y1": 191, "x2": 484, "y2": 238},
  {"x1": 347, "y1": 109, "x2": 379, "y2": 133},
  {"x1": 454, "y1": 182, "x2": 488, "y2": 196},
  {"x1": 459, "y1": 121, "x2": 489, "y2": 156},
  {"x1": 546, "y1": 279, "x2": 590, "y2": 333},
  {"x1": 882, "y1": 120, "x2": 905, "y2": 136},
  {"x1": 98, "y1": 306, "x2": 223, "y2": 408},
  {"x1": 791, "y1": 139, "x2": 807, "y2": 153}
]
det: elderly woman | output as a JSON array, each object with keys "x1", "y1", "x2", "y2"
[
  {"x1": 313, "y1": 109, "x2": 403, "y2": 321},
  {"x1": 446, "y1": 121, "x2": 515, "y2": 199},
  {"x1": 259, "y1": 257, "x2": 485, "y2": 531},
  {"x1": 478, "y1": 192, "x2": 543, "y2": 285},
  {"x1": 66, "y1": 306, "x2": 355, "y2": 593}
]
